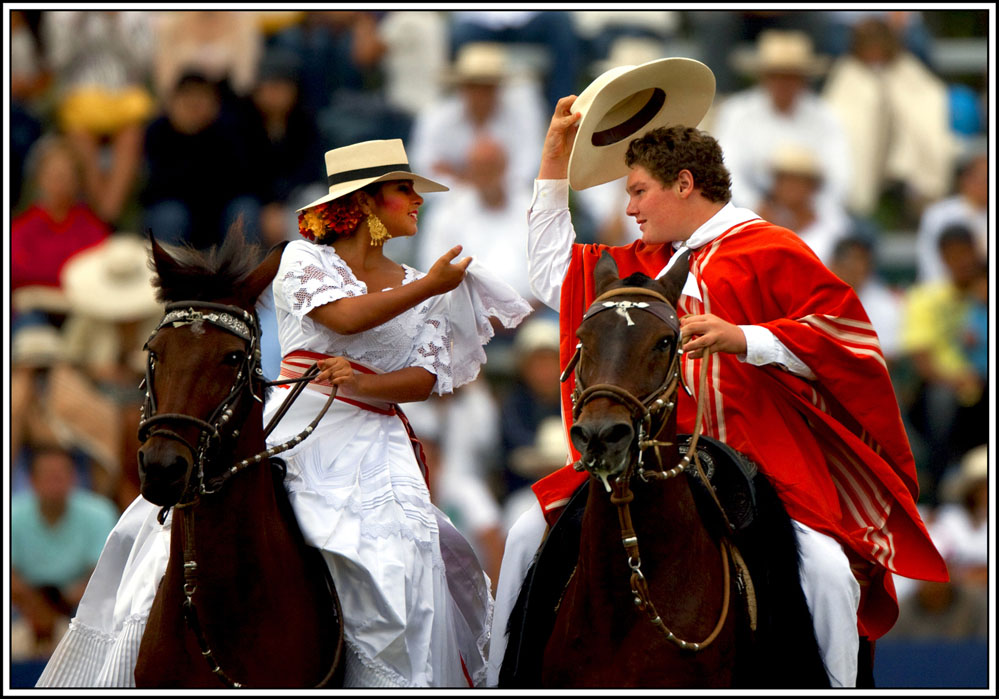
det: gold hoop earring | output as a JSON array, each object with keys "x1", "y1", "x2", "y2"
[{"x1": 367, "y1": 213, "x2": 390, "y2": 246}]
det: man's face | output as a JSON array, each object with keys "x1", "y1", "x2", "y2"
[{"x1": 625, "y1": 165, "x2": 688, "y2": 244}]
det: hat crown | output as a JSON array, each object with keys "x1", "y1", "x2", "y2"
[
  {"x1": 756, "y1": 30, "x2": 823, "y2": 72},
  {"x1": 771, "y1": 142, "x2": 821, "y2": 177},
  {"x1": 324, "y1": 139, "x2": 410, "y2": 181},
  {"x1": 451, "y1": 41, "x2": 508, "y2": 83}
]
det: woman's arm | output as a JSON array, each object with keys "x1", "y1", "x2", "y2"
[
  {"x1": 317, "y1": 357, "x2": 437, "y2": 403},
  {"x1": 308, "y1": 245, "x2": 471, "y2": 335}
]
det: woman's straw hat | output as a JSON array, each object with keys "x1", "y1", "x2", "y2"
[
  {"x1": 568, "y1": 57, "x2": 716, "y2": 191},
  {"x1": 732, "y1": 30, "x2": 829, "y2": 77},
  {"x1": 298, "y1": 139, "x2": 448, "y2": 212},
  {"x1": 60, "y1": 234, "x2": 162, "y2": 321}
]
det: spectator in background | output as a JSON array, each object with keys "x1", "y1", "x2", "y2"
[
  {"x1": 41, "y1": 11, "x2": 156, "y2": 226},
  {"x1": 899, "y1": 224, "x2": 987, "y2": 504},
  {"x1": 710, "y1": 30, "x2": 852, "y2": 213},
  {"x1": 152, "y1": 10, "x2": 262, "y2": 111},
  {"x1": 685, "y1": 10, "x2": 829, "y2": 95},
  {"x1": 11, "y1": 135, "x2": 111, "y2": 331},
  {"x1": 11, "y1": 444, "x2": 120, "y2": 660},
  {"x1": 10, "y1": 9, "x2": 47, "y2": 212},
  {"x1": 415, "y1": 135, "x2": 537, "y2": 305},
  {"x1": 140, "y1": 71, "x2": 261, "y2": 249},
  {"x1": 448, "y1": 10, "x2": 583, "y2": 111},
  {"x1": 829, "y1": 235, "x2": 904, "y2": 365},
  {"x1": 502, "y1": 415, "x2": 568, "y2": 535},
  {"x1": 915, "y1": 146, "x2": 988, "y2": 283},
  {"x1": 408, "y1": 41, "x2": 547, "y2": 194},
  {"x1": 238, "y1": 48, "x2": 326, "y2": 246},
  {"x1": 497, "y1": 317, "x2": 563, "y2": 506},
  {"x1": 822, "y1": 17, "x2": 957, "y2": 223},
  {"x1": 756, "y1": 142, "x2": 853, "y2": 268}
]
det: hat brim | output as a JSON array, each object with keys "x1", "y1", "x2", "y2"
[
  {"x1": 568, "y1": 57, "x2": 716, "y2": 191},
  {"x1": 60, "y1": 238, "x2": 163, "y2": 321},
  {"x1": 298, "y1": 171, "x2": 449, "y2": 212}
]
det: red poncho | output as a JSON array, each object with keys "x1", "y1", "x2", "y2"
[{"x1": 532, "y1": 220, "x2": 948, "y2": 640}]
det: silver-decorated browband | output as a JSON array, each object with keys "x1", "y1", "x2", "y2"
[{"x1": 159, "y1": 307, "x2": 253, "y2": 341}]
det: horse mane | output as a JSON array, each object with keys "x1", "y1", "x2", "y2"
[{"x1": 150, "y1": 223, "x2": 266, "y2": 305}]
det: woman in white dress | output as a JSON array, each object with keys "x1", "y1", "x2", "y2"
[{"x1": 37, "y1": 139, "x2": 532, "y2": 688}]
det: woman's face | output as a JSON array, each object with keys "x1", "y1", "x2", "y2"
[{"x1": 371, "y1": 180, "x2": 424, "y2": 238}]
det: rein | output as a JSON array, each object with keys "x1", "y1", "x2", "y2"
[
  {"x1": 563, "y1": 286, "x2": 756, "y2": 652},
  {"x1": 139, "y1": 300, "x2": 343, "y2": 687}
]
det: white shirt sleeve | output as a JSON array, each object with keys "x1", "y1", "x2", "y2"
[
  {"x1": 739, "y1": 324, "x2": 816, "y2": 379},
  {"x1": 527, "y1": 179, "x2": 575, "y2": 311}
]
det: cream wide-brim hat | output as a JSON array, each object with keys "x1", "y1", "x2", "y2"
[
  {"x1": 731, "y1": 29, "x2": 829, "y2": 78},
  {"x1": 568, "y1": 57, "x2": 716, "y2": 191},
  {"x1": 298, "y1": 139, "x2": 448, "y2": 212},
  {"x1": 60, "y1": 234, "x2": 162, "y2": 322}
]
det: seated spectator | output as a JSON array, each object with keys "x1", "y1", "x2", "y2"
[
  {"x1": 502, "y1": 415, "x2": 569, "y2": 535},
  {"x1": 415, "y1": 135, "x2": 537, "y2": 305},
  {"x1": 11, "y1": 443, "x2": 120, "y2": 660},
  {"x1": 915, "y1": 146, "x2": 988, "y2": 283},
  {"x1": 930, "y1": 445, "x2": 988, "y2": 589},
  {"x1": 152, "y1": 10, "x2": 262, "y2": 107},
  {"x1": 884, "y1": 578, "x2": 988, "y2": 641},
  {"x1": 711, "y1": 29, "x2": 852, "y2": 213},
  {"x1": 237, "y1": 48, "x2": 326, "y2": 246},
  {"x1": 10, "y1": 9, "x2": 47, "y2": 212},
  {"x1": 828, "y1": 235, "x2": 904, "y2": 365},
  {"x1": 822, "y1": 17, "x2": 956, "y2": 222},
  {"x1": 448, "y1": 10, "x2": 583, "y2": 111},
  {"x1": 408, "y1": 41, "x2": 547, "y2": 193},
  {"x1": 899, "y1": 224, "x2": 987, "y2": 503},
  {"x1": 497, "y1": 317, "x2": 563, "y2": 505},
  {"x1": 755, "y1": 142, "x2": 853, "y2": 267},
  {"x1": 41, "y1": 11, "x2": 156, "y2": 225},
  {"x1": 140, "y1": 71, "x2": 261, "y2": 250},
  {"x1": 11, "y1": 135, "x2": 111, "y2": 331}
]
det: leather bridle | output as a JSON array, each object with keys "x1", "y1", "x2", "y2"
[
  {"x1": 138, "y1": 299, "x2": 342, "y2": 687},
  {"x1": 561, "y1": 286, "x2": 755, "y2": 652}
]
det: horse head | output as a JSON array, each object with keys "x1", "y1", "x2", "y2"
[
  {"x1": 566, "y1": 249, "x2": 690, "y2": 491},
  {"x1": 137, "y1": 229, "x2": 287, "y2": 507}
]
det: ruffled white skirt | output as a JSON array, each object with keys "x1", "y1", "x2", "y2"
[{"x1": 37, "y1": 391, "x2": 493, "y2": 688}]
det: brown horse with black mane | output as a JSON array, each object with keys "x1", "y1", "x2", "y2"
[
  {"x1": 500, "y1": 250, "x2": 835, "y2": 688},
  {"x1": 132, "y1": 230, "x2": 344, "y2": 688}
]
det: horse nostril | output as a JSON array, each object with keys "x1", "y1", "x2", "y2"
[
  {"x1": 599, "y1": 422, "x2": 634, "y2": 450},
  {"x1": 569, "y1": 424, "x2": 591, "y2": 453}
]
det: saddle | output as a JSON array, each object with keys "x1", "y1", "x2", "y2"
[{"x1": 680, "y1": 433, "x2": 759, "y2": 539}]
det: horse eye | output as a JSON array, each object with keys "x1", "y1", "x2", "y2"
[
  {"x1": 222, "y1": 351, "x2": 246, "y2": 366},
  {"x1": 656, "y1": 336, "x2": 674, "y2": 352}
]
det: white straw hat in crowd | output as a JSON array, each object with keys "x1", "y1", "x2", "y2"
[
  {"x1": 940, "y1": 445, "x2": 988, "y2": 504},
  {"x1": 510, "y1": 416, "x2": 570, "y2": 479},
  {"x1": 770, "y1": 142, "x2": 823, "y2": 180},
  {"x1": 731, "y1": 29, "x2": 829, "y2": 77},
  {"x1": 12, "y1": 324, "x2": 64, "y2": 368},
  {"x1": 446, "y1": 41, "x2": 510, "y2": 85},
  {"x1": 593, "y1": 36, "x2": 666, "y2": 76},
  {"x1": 568, "y1": 57, "x2": 716, "y2": 191},
  {"x1": 513, "y1": 317, "x2": 561, "y2": 358},
  {"x1": 60, "y1": 234, "x2": 162, "y2": 322},
  {"x1": 298, "y1": 139, "x2": 449, "y2": 212}
]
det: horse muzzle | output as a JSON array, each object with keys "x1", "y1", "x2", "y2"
[
  {"x1": 138, "y1": 439, "x2": 194, "y2": 507},
  {"x1": 570, "y1": 418, "x2": 635, "y2": 492}
]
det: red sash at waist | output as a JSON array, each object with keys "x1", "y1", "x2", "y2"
[{"x1": 277, "y1": 350, "x2": 431, "y2": 488}]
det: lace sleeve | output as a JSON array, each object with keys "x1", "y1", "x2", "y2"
[
  {"x1": 411, "y1": 307, "x2": 454, "y2": 395},
  {"x1": 276, "y1": 243, "x2": 366, "y2": 319}
]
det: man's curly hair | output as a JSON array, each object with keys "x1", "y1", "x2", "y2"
[{"x1": 624, "y1": 126, "x2": 732, "y2": 203}]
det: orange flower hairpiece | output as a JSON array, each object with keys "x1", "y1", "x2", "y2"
[{"x1": 297, "y1": 199, "x2": 364, "y2": 242}]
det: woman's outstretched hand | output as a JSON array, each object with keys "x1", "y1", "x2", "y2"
[{"x1": 425, "y1": 245, "x2": 473, "y2": 294}]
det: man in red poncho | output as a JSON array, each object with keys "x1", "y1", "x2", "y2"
[{"x1": 488, "y1": 76, "x2": 948, "y2": 688}]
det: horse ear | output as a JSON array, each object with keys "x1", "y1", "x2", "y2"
[
  {"x1": 593, "y1": 250, "x2": 621, "y2": 297},
  {"x1": 147, "y1": 230, "x2": 180, "y2": 297},
  {"x1": 241, "y1": 241, "x2": 289, "y2": 305},
  {"x1": 657, "y1": 249, "x2": 690, "y2": 307}
]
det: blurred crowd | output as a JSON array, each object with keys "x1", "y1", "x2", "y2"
[{"x1": 7, "y1": 9, "x2": 990, "y2": 666}]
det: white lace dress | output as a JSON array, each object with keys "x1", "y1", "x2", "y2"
[{"x1": 36, "y1": 241, "x2": 532, "y2": 688}]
